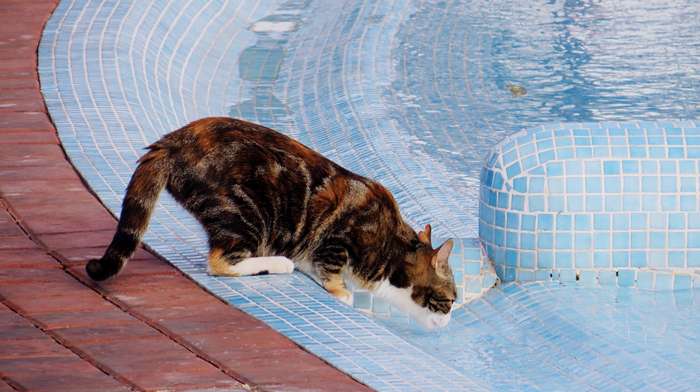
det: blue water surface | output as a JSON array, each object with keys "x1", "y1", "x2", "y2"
[
  {"x1": 382, "y1": 282, "x2": 700, "y2": 391},
  {"x1": 234, "y1": 0, "x2": 700, "y2": 238},
  {"x1": 390, "y1": 0, "x2": 700, "y2": 204}
]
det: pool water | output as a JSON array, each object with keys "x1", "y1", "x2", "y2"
[
  {"x1": 390, "y1": 0, "x2": 700, "y2": 229},
  {"x1": 382, "y1": 283, "x2": 700, "y2": 391},
  {"x1": 232, "y1": 0, "x2": 700, "y2": 239},
  {"x1": 41, "y1": 0, "x2": 700, "y2": 390}
]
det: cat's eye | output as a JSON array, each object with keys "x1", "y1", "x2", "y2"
[
  {"x1": 429, "y1": 293, "x2": 454, "y2": 304},
  {"x1": 427, "y1": 294, "x2": 454, "y2": 313}
]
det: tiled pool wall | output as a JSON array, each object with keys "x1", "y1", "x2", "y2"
[
  {"x1": 222, "y1": 0, "x2": 503, "y2": 307},
  {"x1": 39, "y1": 0, "x2": 260, "y2": 268},
  {"x1": 481, "y1": 121, "x2": 700, "y2": 290}
]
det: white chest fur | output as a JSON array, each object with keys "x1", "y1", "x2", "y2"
[{"x1": 372, "y1": 280, "x2": 451, "y2": 330}]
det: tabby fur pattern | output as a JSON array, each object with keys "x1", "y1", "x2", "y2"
[{"x1": 87, "y1": 117, "x2": 456, "y2": 329}]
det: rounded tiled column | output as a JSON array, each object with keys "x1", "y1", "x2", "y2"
[{"x1": 480, "y1": 121, "x2": 700, "y2": 289}]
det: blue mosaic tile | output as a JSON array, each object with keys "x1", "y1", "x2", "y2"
[{"x1": 482, "y1": 122, "x2": 700, "y2": 289}]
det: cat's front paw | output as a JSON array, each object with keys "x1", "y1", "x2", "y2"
[
  {"x1": 278, "y1": 257, "x2": 295, "y2": 274},
  {"x1": 333, "y1": 289, "x2": 353, "y2": 306}
]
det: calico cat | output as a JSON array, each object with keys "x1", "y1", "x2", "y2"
[{"x1": 87, "y1": 117, "x2": 456, "y2": 329}]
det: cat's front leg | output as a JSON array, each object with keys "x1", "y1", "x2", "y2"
[
  {"x1": 322, "y1": 273, "x2": 353, "y2": 306},
  {"x1": 313, "y1": 244, "x2": 352, "y2": 306}
]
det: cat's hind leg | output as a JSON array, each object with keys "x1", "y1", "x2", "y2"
[
  {"x1": 208, "y1": 248, "x2": 295, "y2": 276},
  {"x1": 203, "y1": 205, "x2": 294, "y2": 276}
]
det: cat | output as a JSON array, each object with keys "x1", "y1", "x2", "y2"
[{"x1": 86, "y1": 117, "x2": 456, "y2": 329}]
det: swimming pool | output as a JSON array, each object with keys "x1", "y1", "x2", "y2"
[{"x1": 40, "y1": 0, "x2": 700, "y2": 390}]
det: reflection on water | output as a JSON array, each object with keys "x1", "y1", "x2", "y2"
[
  {"x1": 389, "y1": 0, "x2": 700, "y2": 233},
  {"x1": 496, "y1": 0, "x2": 700, "y2": 123},
  {"x1": 380, "y1": 283, "x2": 700, "y2": 390}
]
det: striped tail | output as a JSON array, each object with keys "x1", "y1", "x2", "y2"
[{"x1": 86, "y1": 146, "x2": 170, "y2": 281}]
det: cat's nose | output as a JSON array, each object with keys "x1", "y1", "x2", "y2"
[
  {"x1": 428, "y1": 312, "x2": 451, "y2": 329},
  {"x1": 441, "y1": 312, "x2": 452, "y2": 326}
]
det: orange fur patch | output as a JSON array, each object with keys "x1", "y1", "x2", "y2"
[
  {"x1": 208, "y1": 248, "x2": 239, "y2": 276},
  {"x1": 323, "y1": 274, "x2": 351, "y2": 300}
]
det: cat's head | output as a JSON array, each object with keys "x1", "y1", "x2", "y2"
[{"x1": 376, "y1": 224, "x2": 457, "y2": 330}]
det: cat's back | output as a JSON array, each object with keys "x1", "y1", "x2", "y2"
[
  {"x1": 156, "y1": 117, "x2": 404, "y2": 254},
  {"x1": 158, "y1": 117, "x2": 332, "y2": 172}
]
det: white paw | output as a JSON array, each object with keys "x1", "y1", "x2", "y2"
[
  {"x1": 336, "y1": 290, "x2": 353, "y2": 306},
  {"x1": 279, "y1": 258, "x2": 295, "y2": 274}
]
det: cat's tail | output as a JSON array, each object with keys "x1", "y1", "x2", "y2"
[{"x1": 86, "y1": 144, "x2": 170, "y2": 281}]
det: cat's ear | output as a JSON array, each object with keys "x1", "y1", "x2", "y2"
[
  {"x1": 431, "y1": 239, "x2": 453, "y2": 270},
  {"x1": 417, "y1": 224, "x2": 432, "y2": 245}
]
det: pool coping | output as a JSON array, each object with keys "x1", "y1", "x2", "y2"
[{"x1": 0, "y1": 1, "x2": 370, "y2": 390}]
